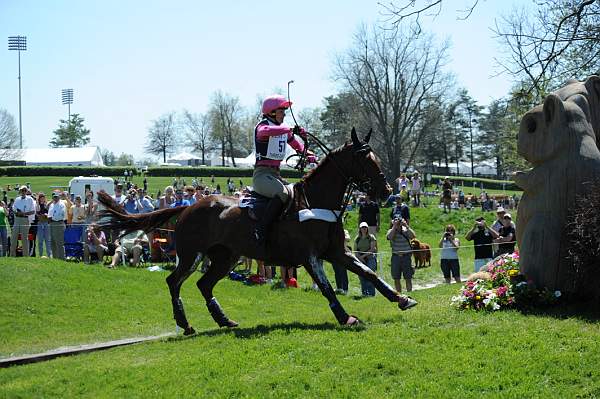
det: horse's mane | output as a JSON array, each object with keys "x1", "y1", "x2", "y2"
[{"x1": 301, "y1": 142, "x2": 350, "y2": 185}]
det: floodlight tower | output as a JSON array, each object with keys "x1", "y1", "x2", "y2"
[
  {"x1": 62, "y1": 89, "x2": 74, "y2": 121},
  {"x1": 8, "y1": 35, "x2": 27, "y2": 149}
]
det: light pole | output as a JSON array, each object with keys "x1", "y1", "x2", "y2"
[
  {"x1": 61, "y1": 89, "x2": 74, "y2": 121},
  {"x1": 8, "y1": 35, "x2": 27, "y2": 149}
]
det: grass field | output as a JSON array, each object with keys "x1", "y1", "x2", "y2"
[{"x1": 1, "y1": 258, "x2": 599, "y2": 398}]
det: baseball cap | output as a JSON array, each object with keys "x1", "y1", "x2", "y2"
[
  {"x1": 503, "y1": 213, "x2": 512, "y2": 220},
  {"x1": 475, "y1": 216, "x2": 485, "y2": 222},
  {"x1": 359, "y1": 222, "x2": 369, "y2": 229},
  {"x1": 496, "y1": 207, "x2": 505, "y2": 213},
  {"x1": 19, "y1": 185, "x2": 28, "y2": 191}
]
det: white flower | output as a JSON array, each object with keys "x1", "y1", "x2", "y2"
[
  {"x1": 483, "y1": 298, "x2": 491, "y2": 306},
  {"x1": 492, "y1": 303, "x2": 500, "y2": 310},
  {"x1": 554, "y1": 290, "x2": 562, "y2": 298}
]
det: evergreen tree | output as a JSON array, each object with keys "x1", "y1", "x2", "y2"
[{"x1": 49, "y1": 114, "x2": 91, "y2": 148}]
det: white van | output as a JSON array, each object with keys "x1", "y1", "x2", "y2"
[{"x1": 68, "y1": 176, "x2": 115, "y2": 200}]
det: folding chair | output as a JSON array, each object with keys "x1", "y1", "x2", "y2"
[
  {"x1": 154, "y1": 236, "x2": 176, "y2": 267},
  {"x1": 64, "y1": 226, "x2": 85, "y2": 262}
]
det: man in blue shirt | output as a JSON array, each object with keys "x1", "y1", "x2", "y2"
[
  {"x1": 171, "y1": 189, "x2": 190, "y2": 208},
  {"x1": 123, "y1": 190, "x2": 143, "y2": 214},
  {"x1": 137, "y1": 189, "x2": 155, "y2": 213}
]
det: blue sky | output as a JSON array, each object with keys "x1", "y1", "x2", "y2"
[{"x1": 0, "y1": 0, "x2": 527, "y2": 159}]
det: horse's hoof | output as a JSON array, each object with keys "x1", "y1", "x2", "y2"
[
  {"x1": 345, "y1": 315, "x2": 361, "y2": 326},
  {"x1": 221, "y1": 319, "x2": 239, "y2": 328},
  {"x1": 399, "y1": 296, "x2": 418, "y2": 311},
  {"x1": 183, "y1": 326, "x2": 196, "y2": 336}
]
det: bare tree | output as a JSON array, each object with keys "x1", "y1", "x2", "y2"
[
  {"x1": 208, "y1": 91, "x2": 245, "y2": 167},
  {"x1": 145, "y1": 112, "x2": 179, "y2": 163},
  {"x1": 0, "y1": 109, "x2": 22, "y2": 161},
  {"x1": 182, "y1": 110, "x2": 212, "y2": 166},
  {"x1": 494, "y1": 0, "x2": 600, "y2": 99},
  {"x1": 333, "y1": 24, "x2": 451, "y2": 177},
  {"x1": 381, "y1": 1, "x2": 600, "y2": 100},
  {"x1": 380, "y1": 0, "x2": 479, "y2": 30}
]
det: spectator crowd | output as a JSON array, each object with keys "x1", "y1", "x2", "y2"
[{"x1": 0, "y1": 172, "x2": 519, "y2": 296}]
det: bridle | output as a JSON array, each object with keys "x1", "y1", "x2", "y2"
[{"x1": 293, "y1": 130, "x2": 386, "y2": 222}]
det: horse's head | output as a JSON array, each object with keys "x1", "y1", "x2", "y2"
[{"x1": 347, "y1": 127, "x2": 392, "y2": 202}]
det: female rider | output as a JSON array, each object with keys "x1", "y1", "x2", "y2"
[{"x1": 252, "y1": 94, "x2": 316, "y2": 256}]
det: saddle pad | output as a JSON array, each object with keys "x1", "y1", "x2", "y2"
[{"x1": 298, "y1": 209, "x2": 341, "y2": 223}]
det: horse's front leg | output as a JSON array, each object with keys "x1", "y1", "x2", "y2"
[
  {"x1": 304, "y1": 256, "x2": 359, "y2": 326},
  {"x1": 331, "y1": 252, "x2": 418, "y2": 310}
]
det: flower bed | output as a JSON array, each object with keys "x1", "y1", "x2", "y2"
[{"x1": 452, "y1": 252, "x2": 561, "y2": 311}]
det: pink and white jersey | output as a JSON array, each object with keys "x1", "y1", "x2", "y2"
[{"x1": 254, "y1": 118, "x2": 304, "y2": 168}]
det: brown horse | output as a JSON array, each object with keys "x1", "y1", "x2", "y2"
[{"x1": 98, "y1": 128, "x2": 417, "y2": 335}]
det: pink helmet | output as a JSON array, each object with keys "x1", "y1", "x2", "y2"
[{"x1": 261, "y1": 95, "x2": 292, "y2": 115}]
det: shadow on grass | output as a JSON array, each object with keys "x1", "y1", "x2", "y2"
[
  {"x1": 166, "y1": 320, "x2": 367, "y2": 342},
  {"x1": 519, "y1": 300, "x2": 600, "y2": 323}
]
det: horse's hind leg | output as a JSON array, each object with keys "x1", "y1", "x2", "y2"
[
  {"x1": 166, "y1": 251, "x2": 203, "y2": 335},
  {"x1": 304, "y1": 256, "x2": 358, "y2": 326},
  {"x1": 331, "y1": 253, "x2": 417, "y2": 310},
  {"x1": 196, "y1": 246, "x2": 239, "y2": 328}
]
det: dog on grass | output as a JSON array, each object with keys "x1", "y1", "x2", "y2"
[{"x1": 410, "y1": 238, "x2": 431, "y2": 268}]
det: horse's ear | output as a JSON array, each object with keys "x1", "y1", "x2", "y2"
[
  {"x1": 351, "y1": 127, "x2": 361, "y2": 148},
  {"x1": 364, "y1": 129, "x2": 372, "y2": 144}
]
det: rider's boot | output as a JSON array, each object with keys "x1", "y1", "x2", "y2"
[{"x1": 253, "y1": 196, "x2": 284, "y2": 259}]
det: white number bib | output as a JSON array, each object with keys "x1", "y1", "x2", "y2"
[{"x1": 265, "y1": 134, "x2": 287, "y2": 160}]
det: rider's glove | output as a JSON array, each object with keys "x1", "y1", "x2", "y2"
[{"x1": 293, "y1": 125, "x2": 307, "y2": 140}]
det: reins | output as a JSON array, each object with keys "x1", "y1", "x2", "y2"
[{"x1": 284, "y1": 83, "x2": 374, "y2": 223}]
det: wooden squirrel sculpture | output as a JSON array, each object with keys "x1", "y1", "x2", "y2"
[{"x1": 515, "y1": 76, "x2": 600, "y2": 295}]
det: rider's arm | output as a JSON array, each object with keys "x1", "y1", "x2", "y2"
[
  {"x1": 255, "y1": 124, "x2": 292, "y2": 141},
  {"x1": 287, "y1": 134, "x2": 305, "y2": 153}
]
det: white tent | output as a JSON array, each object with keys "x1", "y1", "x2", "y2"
[
  {"x1": 5, "y1": 146, "x2": 105, "y2": 166},
  {"x1": 433, "y1": 161, "x2": 497, "y2": 176},
  {"x1": 167, "y1": 152, "x2": 203, "y2": 167}
]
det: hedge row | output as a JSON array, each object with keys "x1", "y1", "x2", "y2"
[
  {"x1": 0, "y1": 166, "x2": 136, "y2": 177},
  {"x1": 145, "y1": 166, "x2": 302, "y2": 179},
  {"x1": 431, "y1": 174, "x2": 519, "y2": 191},
  {"x1": 0, "y1": 166, "x2": 303, "y2": 179}
]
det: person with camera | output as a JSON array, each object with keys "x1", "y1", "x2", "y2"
[
  {"x1": 123, "y1": 189, "x2": 143, "y2": 214},
  {"x1": 387, "y1": 216, "x2": 416, "y2": 293},
  {"x1": 493, "y1": 213, "x2": 516, "y2": 257},
  {"x1": 83, "y1": 223, "x2": 108, "y2": 264},
  {"x1": 439, "y1": 224, "x2": 461, "y2": 284},
  {"x1": 465, "y1": 216, "x2": 500, "y2": 272}
]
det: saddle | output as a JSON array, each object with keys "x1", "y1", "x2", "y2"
[{"x1": 241, "y1": 184, "x2": 297, "y2": 221}]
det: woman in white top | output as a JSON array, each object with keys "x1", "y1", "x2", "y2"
[{"x1": 438, "y1": 224, "x2": 461, "y2": 284}]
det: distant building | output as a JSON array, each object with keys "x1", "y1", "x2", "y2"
[
  {"x1": 3, "y1": 146, "x2": 105, "y2": 166},
  {"x1": 167, "y1": 152, "x2": 204, "y2": 167}
]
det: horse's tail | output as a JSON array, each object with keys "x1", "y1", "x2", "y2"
[{"x1": 97, "y1": 191, "x2": 187, "y2": 235}]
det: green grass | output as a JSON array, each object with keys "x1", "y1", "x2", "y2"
[{"x1": 1, "y1": 258, "x2": 599, "y2": 397}]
